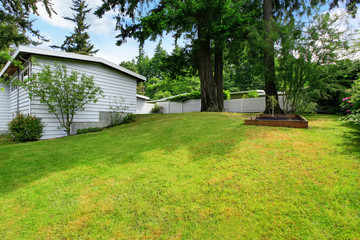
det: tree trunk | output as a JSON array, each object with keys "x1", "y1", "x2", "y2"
[
  {"x1": 263, "y1": 0, "x2": 283, "y2": 114},
  {"x1": 198, "y1": 26, "x2": 219, "y2": 112},
  {"x1": 214, "y1": 46, "x2": 224, "y2": 111}
]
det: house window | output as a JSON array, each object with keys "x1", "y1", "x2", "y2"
[{"x1": 10, "y1": 79, "x2": 17, "y2": 92}]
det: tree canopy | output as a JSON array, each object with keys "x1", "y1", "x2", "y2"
[{"x1": 96, "y1": 0, "x2": 259, "y2": 111}]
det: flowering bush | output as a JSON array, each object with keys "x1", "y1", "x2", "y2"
[{"x1": 341, "y1": 79, "x2": 360, "y2": 124}]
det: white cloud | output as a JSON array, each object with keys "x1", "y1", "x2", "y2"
[
  {"x1": 37, "y1": 0, "x2": 74, "y2": 30},
  {"x1": 37, "y1": 0, "x2": 117, "y2": 37}
]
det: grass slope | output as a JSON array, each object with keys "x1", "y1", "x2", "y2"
[{"x1": 0, "y1": 113, "x2": 359, "y2": 239}]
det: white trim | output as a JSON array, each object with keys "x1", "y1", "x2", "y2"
[
  {"x1": 0, "y1": 46, "x2": 146, "y2": 81},
  {"x1": 136, "y1": 94, "x2": 150, "y2": 100}
]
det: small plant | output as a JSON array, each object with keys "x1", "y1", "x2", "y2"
[
  {"x1": 151, "y1": 104, "x2": 163, "y2": 113},
  {"x1": 122, "y1": 113, "x2": 136, "y2": 124},
  {"x1": 109, "y1": 96, "x2": 129, "y2": 126},
  {"x1": 8, "y1": 112, "x2": 45, "y2": 142},
  {"x1": 267, "y1": 95, "x2": 278, "y2": 117},
  {"x1": 77, "y1": 127, "x2": 102, "y2": 134}
]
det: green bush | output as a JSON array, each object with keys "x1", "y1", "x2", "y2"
[
  {"x1": 151, "y1": 104, "x2": 163, "y2": 113},
  {"x1": 241, "y1": 90, "x2": 259, "y2": 99},
  {"x1": 77, "y1": 127, "x2": 102, "y2": 135},
  {"x1": 223, "y1": 90, "x2": 231, "y2": 100},
  {"x1": 8, "y1": 112, "x2": 45, "y2": 142},
  {"x1": 122, "y1": 113, "x2": 136, "y2": 124},
  {"x1": 170, "y1": 90, "x2": 230, "y2": 102}
]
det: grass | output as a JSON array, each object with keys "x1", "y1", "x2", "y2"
[{"x1": 0, "y1": 112, "x2": 359, "y2": 239}]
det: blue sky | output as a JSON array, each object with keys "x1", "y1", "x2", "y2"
[
  {"x1": 30, "y1": 0, "x2": 179, "y2": 64},
  {"x1": 30, "y1": 0, "x2": 359, "y2": 64}
]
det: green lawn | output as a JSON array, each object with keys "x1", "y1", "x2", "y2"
[{"x1": 0, "y1": 113, "x2": 359, "y2": 239}]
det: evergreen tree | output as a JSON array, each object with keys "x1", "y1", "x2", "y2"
[
  {"x1": 51, "y1": 0, "x2": 98, "y2": 55},
  {"x1": 0, "y1": 0, "x2": 54, "y2": 51}
]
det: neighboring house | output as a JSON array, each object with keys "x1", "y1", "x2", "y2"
[{"x1": 0, "y1": 46, "x2": 146, "y2": 139}]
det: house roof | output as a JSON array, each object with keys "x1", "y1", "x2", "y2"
[{"x1": 0, "y1": 46, "x2": 146, "y2": 81}]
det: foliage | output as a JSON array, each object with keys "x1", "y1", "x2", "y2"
[
  {"x1": 223, "y1": 90, "x2": 231, "y2": 100},
  {"x1": 341, "y1": 78, "x2": 360, "y2": 124},
  {"x1": 0, "y1": 0, "x2": 54, "y2": 50},
  {"x1": 267, "y1": 95, "x2": 278, "y2": 117},
  {"x1": 241, "y1": 90, "x2": 259, "y2": 99},
  {"x1": 109, "y1": 96, "x2": 129, "y2": 126},
  {"x1": 151, "y1": 104, "x2": 163, "y2": 114},
  {"x1": 170, "y1": 90, "x2": 230, "y2": 102},
  {"x1": 95, "y1": 0, "x2": 260, "y2": 111},
  {"x1": 0, "y1": 113, "x2": 360, "y2": 238},
  {"x1": 146, "y1": 75, "x2": 200, "y2": 100},
  {"x1": 21, "y1": 63, "x2": 103, "y2": 136},
  {"x1": 277, "y1": 13, "x2": 355, "y2": 114},
  {"x1": 51, "y1": 0, "x2": 98, "y2": 55},
  {"x1": 0, "y1": 50, "x2": 22, "y2": 91},
  {"x1": 7, "y1": 112, "x2": 44, "y2": 142},
  {"x1": 170, "y1": 92, "x2": 201, "y2": 102},
  {"x1": 316, "y1": 60, "x2": 358, "y2": 113},
  {"x1": 119, "y1": 59, "x2": 138, "y2": 73},
  {"x1": 121, "y1": 113, "x2": 136, "y2": 124},
  {"x1": 77, "y1": 127, "x2": 102, "y2": 134}
]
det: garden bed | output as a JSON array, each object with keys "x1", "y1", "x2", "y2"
[{"x1": 244, "y1": 114, "x2": 308, "y2": 128}]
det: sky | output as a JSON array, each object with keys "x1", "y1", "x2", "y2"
[
  {"x1": 31, "y1": 0, "x2": 178, "y2": 64},
  {"x1": 30, "y1": 0, "x2": 360, "y2": 65}
]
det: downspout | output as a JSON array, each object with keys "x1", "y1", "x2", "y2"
[
  {"x1": 17, "y1": 70, "x2": 19, "y2": 112},
  {"x1": 20, "y1": 56, "x2": 32, "y2": 115}
]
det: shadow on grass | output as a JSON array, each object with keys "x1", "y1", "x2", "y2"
[
  {"x1": 341, "y1": 123, "x2": 360, "y2": 156},
  {"x1": 0, "y1": 113, "x2": 247, "y2": 195}
]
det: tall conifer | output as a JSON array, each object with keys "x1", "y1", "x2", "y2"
[{"x1": 51, "y1": 0, "x2": 98, "y2": 55}]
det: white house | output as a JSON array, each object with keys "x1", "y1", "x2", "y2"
[{"x1": 0, "y1": 46, "x2": 146, "y2": 139}]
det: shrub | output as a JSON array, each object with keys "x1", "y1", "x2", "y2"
[
  {"x1": 122, "y1": 113, "x2": 136, "y2": 124},
  {"x1": 151, "y1": 104, "x2": 163, "y2": 113},
  {"x1": 223, "y1": 90, "x2": 231, "y2": 100},
  {"x1": 241, "y1": 90, "x2": 259, "y2": 99},
  {"x1": 8, "y1": 112, "x2": 45, "y2": 142},
  {"x1": 170, "y1": 90, "x2": 230, "y2": 102},
  {"x1": 109, "y1": 96, "x2": 129, "y2": 126},
  {"x1": 77, "y1": 127, "x2": 102, "y2": 135},
  {"x1": 341, "y1": 78, "x2": 360, "y2": 124}
]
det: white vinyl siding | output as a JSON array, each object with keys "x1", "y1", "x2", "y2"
[
  {"x1": 31, "y1": 55, "x2": 137, "y2": 139},
  {"x1": 0, "y1": 82, "x2": 10, "y2": 133},
  {"x1": 9, "y1": 68, "x2": 31, "y2": 117}
]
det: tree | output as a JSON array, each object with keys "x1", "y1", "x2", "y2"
[
  {"x1": 95, "y1": 0, "x2": 258, "y2": 111},
  {"x1": 276, "y1": 13, "x2": 354, "y2": 113},
  {"x1": 21, "y1": 63, "x2": 103, "y2": 136},
  {"x1": 0, "y1": 0, "x2": 54, "y2": 51},
  {"x1": 51, "y1": 0, "x2": 98, "y2": 55},
  {"x1": 261, "y1": 0, "x2": 360, "y2": 113}
]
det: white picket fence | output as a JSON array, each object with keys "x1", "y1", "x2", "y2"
[{"x1": 137, "y1": 96, "x2": 287, "y2": 114}]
